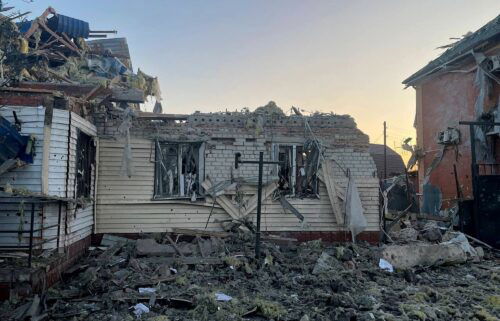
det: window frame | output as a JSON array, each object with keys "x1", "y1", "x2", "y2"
[
  {"x1": 75, "y1": 130, "x2": 95, "y2": 199},
  {"x1": 273, "y1": 143, "x2": 319, "y2": 198},
  {"x1": 153, "y1": 141, "x2": 205, "y2": 200}
]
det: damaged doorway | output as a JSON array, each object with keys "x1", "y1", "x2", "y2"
[{"x1": 154, "y1": 142, "x2": 204, "y2": 200}]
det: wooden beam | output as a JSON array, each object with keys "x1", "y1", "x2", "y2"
[
  {"x1": 23, "y1": 7, "x2": 56, "y2": 39},
  {"x1": 47, "y1": 68, "x2": 77, "y2": 84},
  {"x1": 169, "y1": 228, "x2": 230, "y2": 238},
  {"x1": 241, "y1": 181, "x2": 278, "y2": 218},
  {"x1": 317, "y1": 170, "x2": 345, "y2": 201},
  {"x1": 38, "y1": 21, "x2": 82, "y2": 57},
  {"x1": 83, "y1": 85, "x2": 105, "y2": 101},
  {"x1": 201, "y1": 180, "x2": 241, "y2": 220},
  {"x1": 137, "y1": 112, "x2": 189, "y2": 120},
  {"x1": 0, "y1": 159, "x2": 23, "y2": 176},
  {"x1": 319, "y1": 160, "x2": 344, "y2": 225},
  {"x1": 41, "y1": 102, "x2": 53, "y2": 195},
  {"x1": 279, "y1": 196, "x2": 304, "y2": 222}
]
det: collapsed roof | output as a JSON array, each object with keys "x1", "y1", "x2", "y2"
[{"x1": 0, "y1": 6, "x2": 161, "y2": 106}]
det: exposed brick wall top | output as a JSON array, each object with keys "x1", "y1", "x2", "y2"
[{"x1": 93, "y1": 109, "x2": 370, "y2": 152}]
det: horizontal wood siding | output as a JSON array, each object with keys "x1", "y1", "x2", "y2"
[
  {"x1": 96, "y1": 138, "x2": 380, "y2": 234},
  {"x1": 0, "y1": 107, "x2": 96, "y2": 249},
  {"x1": 0, "y1": 107, "x2": 45, "y2": 192},
  {"x1": 64, "y1": 112, "x2": 97, "y2": 247}
]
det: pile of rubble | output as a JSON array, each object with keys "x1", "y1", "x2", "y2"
[
  {"x1": 0, "y1": 5, "x2": 161, "y2": 104},
  {"x1": 1, "y1": 229, "x2": 498, "y2": 321}
]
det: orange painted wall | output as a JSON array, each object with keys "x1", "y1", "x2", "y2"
[{"x1": 418, "y1": 71, "x2": 500, "y2": 208}]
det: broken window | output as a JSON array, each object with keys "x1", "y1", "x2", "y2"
[
  {"x1": 274, "y1": 142, "x2": 319, "y2": 197},
  {"x1": 75, "y1": 131, "x2": 95, "y2": 199},
  {"x1": 154, "y1": 142, "x2": 204, "y2": 199}
]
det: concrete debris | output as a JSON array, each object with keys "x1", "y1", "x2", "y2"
[
  {"x1": 1, "y1": 230, "x2": 499, "y2": 320},
  {"x1": 382, "y1": 232, "x2": 479, "y2": 270},
  {"x1": 101, "y1": 234, "x2": 131, "y2": 247},
  {"x1": 136, "y1": 239, "x2": 189, "y2": 256},
  {"x1": 391, "y1": 227, "x2": 419, "y2": 242}
]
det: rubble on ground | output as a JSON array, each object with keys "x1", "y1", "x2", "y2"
[{"x1": 1, "y1": 229, "x2": 498, "y2": 321}]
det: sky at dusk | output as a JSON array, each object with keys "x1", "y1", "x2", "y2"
[{"x1": 14, "y1": 0, "x2": 500, "y2": 159}]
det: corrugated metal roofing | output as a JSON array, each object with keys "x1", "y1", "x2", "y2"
[{"x1": 403, "y1": 14, "x2": 500, "y2": 86}]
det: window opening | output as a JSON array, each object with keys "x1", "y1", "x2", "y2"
[{"x1": 155, "y1": 142, "x2": 203, "y2": 199}]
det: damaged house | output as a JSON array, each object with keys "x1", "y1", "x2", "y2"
[
  {"x1": 403, "y1": 14, "x2": 500, "y2": 247},
  {"x1": 0, "y1": 6, "x2": 161, "y2": 297},
  {"x1": 0, "y1": 5, "x2": 381, "y2": 301},
  {"x1": 93, "y1": 106, "x2": 380, "y2": 242}
]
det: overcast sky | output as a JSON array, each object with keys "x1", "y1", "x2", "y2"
[{"x1": 14, "y1": 0, "x2": 500, "y2": 157}]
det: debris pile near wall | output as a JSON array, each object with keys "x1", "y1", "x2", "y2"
[{"x1": 1, "y1": 230, "x2": 498, "y2": 320}]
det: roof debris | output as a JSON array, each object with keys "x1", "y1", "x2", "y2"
[{"x1": 0, "y1": 6, "x2": 161, "y2": 104}]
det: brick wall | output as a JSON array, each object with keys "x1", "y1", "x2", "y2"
[{"x1": 93, "y1": 109, "x2": 377, "y2": 182}]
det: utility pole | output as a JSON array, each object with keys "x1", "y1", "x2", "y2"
[
  {"x1": 235, "y1": 152, "x2": 282, "y2": 261},
  {"x1": 383, "y1": 121, "x2": 387, "y2": 180}
]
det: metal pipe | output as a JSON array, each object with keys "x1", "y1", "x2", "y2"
[
  {"x1": 459, "y1": 121, "x2": 500, "y2": 126},
  {"x1": 235, "y1": 152, "x2": 282, "y2": 261},
  {"x1": 32, "y1": 224, "x2": 59, "y2": 233},
  {"x1": 87, "y1": 35, "x2": 108, "y2": 38},
  {"x1": 89, "y1": 30, "x2": 117, "y2": 34},
  {"x1": 255, "y1": 152, "x2": 264, "y2": 261},
  {"x1": 453, "y1": 164, "x2": 462, "y2": 200},
  {"x1": 383, "y1": 121, "x2": 387, "y2": 180},
  {"x1": 468, "y1": 124, "x2": 479, "y2": 237},
  {"x1": 57, "y1": 201, "x2": 61, "y2": 249},
  {"x1": 28, "y1": 203, "x2": 35, "y2": 268}
]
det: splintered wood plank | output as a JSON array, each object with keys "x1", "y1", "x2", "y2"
[
  {"x1": 319, "y1": 159, "x2": 344, "y2": 225},
  {"x1": 241, "y1": 181, "x2": 278, "y2": 218},
  {"x1": 201, "y1": 180, "x2": 241, "y2": 220}
]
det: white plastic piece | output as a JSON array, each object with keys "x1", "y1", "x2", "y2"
[
  {"x1": 379, "y1": 258, "x2": 394, "y2": 273},
  {"x1": 132, "y1": 303, "x2": 150, "y2": 317},
  {"x1": 215, "y1": 292, "x2": 232, "y2": 302},
  {"x1": 346, "y1": 175, "x2": 367, "y2": 242}
]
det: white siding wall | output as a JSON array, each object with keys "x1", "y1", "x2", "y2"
[
  {"x1": 0, "y1": 107, "x2": 46, "y2": 248},
  {"x1": 0, "y1": 107, "x2": 96, "y2": 249},
  {"x1": 65, "y1": 112, "x2": 97, "y2": 246},
  {"x1": 96, "y1": 137, "x2": 380, "y2": 234}
]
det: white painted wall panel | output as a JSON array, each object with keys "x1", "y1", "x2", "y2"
[
  {"x1": 0, "y1": 107, "x2": 96, "y2": 249},
  {"x1": 96, "y1": 138, "x2": 380, "y2": 234}
]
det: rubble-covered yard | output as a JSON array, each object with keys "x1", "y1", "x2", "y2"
[{"x1": 1, "y1": 230, "x2": 498, "y2": 321}]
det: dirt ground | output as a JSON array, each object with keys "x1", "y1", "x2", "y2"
[{"x1": 1, "y1": 232, "x2": 499, "y2": 321}]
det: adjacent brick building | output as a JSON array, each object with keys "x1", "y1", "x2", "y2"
[{"x1": 403, "y1": 14, "x2": 500, "y2": 246}]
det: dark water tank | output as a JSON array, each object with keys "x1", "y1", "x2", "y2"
[{"x1": 47, "y1": 14, "x2": 90, "y2": 38}]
